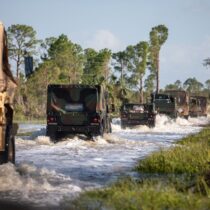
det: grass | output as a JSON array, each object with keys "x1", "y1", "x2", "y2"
[
  {"x1": 136, "y1": 142, "x2": 209, "y2": 175},
  {"x1": 136, "y1": 127, "x2": 210, "y2": 175},
  {"x1": 64, "y1": 179, "x2": 210, "y2": 210},
  {"x1": 63, "y1": 127, "x2": 210, "y2": 210}
]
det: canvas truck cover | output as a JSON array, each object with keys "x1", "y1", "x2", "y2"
[
  {"x1": 0, "y1": 22, "x2": 17, "y2": 151},
  {"x1": 48, "y1": 85, "x2": 98, "y2": 114}
]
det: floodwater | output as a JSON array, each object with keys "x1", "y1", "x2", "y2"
[{"x1": 0, "y1": 115, "x2": 209, "y2": 208}]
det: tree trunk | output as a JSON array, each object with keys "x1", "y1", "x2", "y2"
[
  {"x1": 156, "y1": 53, "x2": 160, "y2": 94},
  {"x1": 139, "y1": 75, "x2": 144, "y2": 103},
  {"x1": 16, "y1": 54, "x2": 21, "y2": 79},
  {"x1": 120, "y1": 60, "x2": 124, "y2": 87}
]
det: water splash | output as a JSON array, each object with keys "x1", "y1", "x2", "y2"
[{"x1": 9, "y1": 114, "x2": 210, "y2": 207}]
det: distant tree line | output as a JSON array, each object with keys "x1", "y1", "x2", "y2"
[{"x1": 5, "y1": 24, "x2": 209, "y2": 120}]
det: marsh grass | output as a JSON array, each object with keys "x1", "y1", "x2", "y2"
[
  {"x1": 64, "y1": 127, "x2": 210, "y2": 210},
  {"x1": 136, "y1": 141, "x2": 209, "y2": 174},
  {"x1": 65, "y1": 179, "x2": 210, "y2": 210},
  {"x1": 136, "y1": 127, "x2": 210, "y2": 175}
]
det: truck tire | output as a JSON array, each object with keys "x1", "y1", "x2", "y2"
[
  {"x1": 7, "y1": 136, "x2": 15, "y2": 164},
  {"x1": 148, "y1": 120, "x2": 155, "y2": 128},
  {"x1": 121, "y1": 123, "x2": 126, "y2": 129},
  {"x1": 0, "y1": 128, "x2": 15, "y2": 164},
  {"x1": 0, "y1": 152, "x2": 7, "y2": 164},
  {"x1": 46, "y1": 126, "x2": 57, "y2": 143}
]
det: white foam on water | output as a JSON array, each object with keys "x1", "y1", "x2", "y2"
[
  {"x1": 8, "y1": 114, "x2": 210, "y2": 207},
  {"x1": 35, "y1": 136, "x2": 52, "y2": 145},
  {"x1": 112, "y1": 115, "x2": 209, "y2": 134},
  {"x1": 0, "y1": 163, "x2": 81, "y2": 207}
]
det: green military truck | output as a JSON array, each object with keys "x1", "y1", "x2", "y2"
[
  {"x1": 152, "y1": 90, "x2": 189, "y2": 119},
  {"x1": 189, "y1": 95, "x2": 207, "y2": 117},
  {"x1": 0, "y1": 22, "x2": 17, "y2": 164},
  {"x1": 120, "y1": 103, "x2": 156, "y2": 129},
  {"x1": 151, "y1": 93, "x2": 177, "y2": 118},
  {"x1": 46, "y1": 84, "x2": 113, "y2": 141},
  {"x1": 164, "y1": 90, "x2": 189, "y2": 118}
]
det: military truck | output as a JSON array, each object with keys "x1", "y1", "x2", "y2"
[
  {"x1": 152, "y1": 90, "x2": 189, "y2": 119},
  {"x1": 120, "y1": 103, "x2": 156, "y2": 129},
  {"x1": 189, "y1": 96, "x2": 207, "y2": 117},
  {"x1": 46, "y1": 84, "x2": 113, "y2": 141},
  {"x1": 151, "y1": 93, "x2": 177, "y2": 118},
  {"x1": 164, "y1": 90, "x2": 189, "y2": 118},
  {"x1": 0, "y1": 22, "x2": 17, "y2": 164}
]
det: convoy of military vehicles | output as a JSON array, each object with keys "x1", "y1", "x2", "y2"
[
  {"x1": 0, "y1": 20, "x2": 209, "y2": 163},
  {"x1": 46, "y1": 84, "x2": 208, "y2": 134},
  {"x1": 120, "y1": 90, "x2": 208, "y2": 129}
]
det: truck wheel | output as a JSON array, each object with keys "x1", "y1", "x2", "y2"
[
  {"x1": 46, "y1": 127, "x2": 57, "y2": 143},
  {"x1": 7, "y1": 136, "x2": 15, "y2": 164},
  {"x1": 49, "y1": 133, "x2": 57, "y2": 143},
  {"x1": 121, "y1": 123, "x2": 126, "y2": 129},
  {"x1": 148, "y1": 120, "x2": 155, "y2": 128},
  {"x1": 0, "y1": 152, "x2": 7, "y2": 164},
  {"x1": 0, "y1": 129, "x2": 15, "y2": 164}
]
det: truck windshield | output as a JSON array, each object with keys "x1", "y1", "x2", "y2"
[{"x1": 49, "y1": 87, "x2": 97, "y2": 113}]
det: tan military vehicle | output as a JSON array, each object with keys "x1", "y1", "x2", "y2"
[
  {"x1": 189, "y1": 95, "x2": 207, "y2": 117},
  {"x1": 0, "y1": 22, "x2": 17, "y2": 164}
]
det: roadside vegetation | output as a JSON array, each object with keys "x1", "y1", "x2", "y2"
[{"x1": 63, "y1": 127, "x2": 210, "y2": 210}]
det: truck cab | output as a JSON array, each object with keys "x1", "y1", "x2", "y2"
[{"x1": 46, "y1": 84, "x2": 112, "y2": 141}]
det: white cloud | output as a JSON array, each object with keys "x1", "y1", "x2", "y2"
[
  {"x1": 159, "y1": 37, "x2": 210, "y2": 87},
  {"x1": 161, "y1": 37, "x2": 210, "y2": 68},
  {"x1": 85, "y1": 29, "x2": 122, "y2": 51}
]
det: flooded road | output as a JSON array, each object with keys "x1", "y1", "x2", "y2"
[{"x1": 0, "y1": 115, "x2": 209, "y2": 208}]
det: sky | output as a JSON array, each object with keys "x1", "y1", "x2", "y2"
[{"x1": 1, "y1": 0, "x2": 210, "y2": 88}]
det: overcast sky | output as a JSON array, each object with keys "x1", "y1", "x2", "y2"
[{"x1": 1, "y1": 0, "x2": 210, "y2": 87}]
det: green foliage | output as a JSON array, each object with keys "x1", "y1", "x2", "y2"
[
  {"x1": 82, "y1": 48, "x2": 111, "y2": 85},
  {"x1": 203, "y1": 57, "x2": 210, "y2": 68},
  {"x1": 66, "y1": 179, "x2": 210, "y2": 210},
  {"x1": 137, "y1": 142, "x2": 209, "y2": 175},
  {"x1": 183, "y1": 77, "x2": 204, "y2": 92},
  {"x1": 149, "y1": 24, "x2": 168, "y2": 93},
  {"x1": 165, "y1": 80, "x2": 183, "y2": 90},
  {"x1": 8, "y1": 23, "x2": 171, "y2": 119},
  {"x1": 126, "y1": 42, "x2": 149, "y2": 102},
  {"x1": 7, "y1": 24, "x2": 39, "y2": 78},
  {"x1": 136, "y1": 127, "x2": 210, "y2": 175},
  {"x1": 47, "y1": 34, "x2": 84, "y2": 83},
  {"x1": 205, "y1": 79, "x2": 210, "y2": 90}
]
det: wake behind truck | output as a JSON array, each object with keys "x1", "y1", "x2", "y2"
[
  {"x1": 46, "y1": 84, "x2": 113, "y2": 141},
  {"x1": 0, "y1": 22, "x2": 17, "y2": 164}
]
